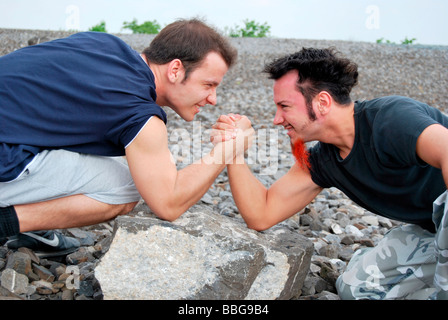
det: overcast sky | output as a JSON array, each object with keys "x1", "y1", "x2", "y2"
[{"x1": 1, "y1": 0, "x2": 447, "y2": 45}]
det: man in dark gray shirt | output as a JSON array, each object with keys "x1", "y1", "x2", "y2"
[{"x1": 214, "y1": 48, "x2": 448, "y2": 299}]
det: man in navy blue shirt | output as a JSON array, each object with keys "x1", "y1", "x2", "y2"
[{"x1": 0, "y1": 19, "x2": 253, "y2": 257}]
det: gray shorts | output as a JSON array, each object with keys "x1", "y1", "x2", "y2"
[{"x1": 0, "y1": 149, "x2": 141, "y2": 206}]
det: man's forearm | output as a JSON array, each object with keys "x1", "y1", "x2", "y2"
[
  {"x1": 160, "y1": 137, "x2": 244, "y2": 221},
  {"x1": 227, "y1": 163, "x2": 271, "y2": 230}
]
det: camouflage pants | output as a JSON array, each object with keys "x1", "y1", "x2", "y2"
[{"x1": 336, "y1": 191, "x2": 448, "y2": 300}]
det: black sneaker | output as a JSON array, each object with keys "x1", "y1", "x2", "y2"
[{"x1": 6, "y1": 230, "x2": 80, "y2": 258}]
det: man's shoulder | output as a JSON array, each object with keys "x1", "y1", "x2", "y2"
[
  {"x1": 67, "y1": 31, "x2": 120, "y2": 41},
  {"x1": 355, "y1": 95, "x2": 440, "y2": 126},
  {"x1": 358, "y1": 95, "x2": 432, "y2": 112},
  {"x1": 47, "y1": 31, "x2": 128, "y2": 53}
]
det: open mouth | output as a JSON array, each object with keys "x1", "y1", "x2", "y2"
[{"x1": 284, "y1": 124, "x2": 294, "y2": 135}]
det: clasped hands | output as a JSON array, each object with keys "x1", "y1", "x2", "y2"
[{"x1": 210, "y1": 114, "x2": 255, "y2": 164}]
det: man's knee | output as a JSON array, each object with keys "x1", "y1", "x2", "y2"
[
  {"x1": 118, "y1": 201, "x2": 138, "y2": 215},
  {"x1": 109, "y1": 201, "x2": 138, "y2": 218}
]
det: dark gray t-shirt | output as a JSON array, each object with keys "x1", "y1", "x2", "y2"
[{"x1": 309, "y1": 96, "x2": 448, "y2": 232}]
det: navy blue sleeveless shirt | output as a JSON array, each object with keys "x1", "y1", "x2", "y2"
[{"x1": 0, "y1": 32, "x2": 167, "y2": 182}]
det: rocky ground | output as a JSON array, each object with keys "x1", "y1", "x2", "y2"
[{"x1": 0, "y1": 29, "x2": 447, "y2": 300}]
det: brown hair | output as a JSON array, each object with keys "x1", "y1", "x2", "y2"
[{"x1": 143, "y1": 18, "x2": 237, "y2": 80}]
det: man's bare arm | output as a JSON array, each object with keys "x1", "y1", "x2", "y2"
[
  {"x1": 416, "y1": 123, "x2": 448, "y2": 188},
  {"x1": 125, "y1": 116, "x2": 252, "y2": 221},
  {"x1": 228, "y1": 161, "x2": 322, "y2": 231}
]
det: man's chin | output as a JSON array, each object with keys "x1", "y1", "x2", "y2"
[{"x1": 178, "y1": 112, "x2": 195, "y2": 122}]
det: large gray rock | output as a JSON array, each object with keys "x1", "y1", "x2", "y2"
[{"x1": 95, "y1": 202, "x2": 313, "y2": 300}]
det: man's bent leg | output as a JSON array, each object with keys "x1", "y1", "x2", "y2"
[
  {"x1": 0, "y1": 149, "x2": 141, "y2": 234},
  {"x1": 15, "y1": 195, "x2": 137, "y2": 232},
  {"x1": 336, "y1": 224, "x2": 437, "y2": 300},
  {"x1": 432, "y1": 191, "x2": 448, "y2": 299}
]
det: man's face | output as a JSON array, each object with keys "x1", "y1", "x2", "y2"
[
  {"x1": 272, "y1": 70, "x2": 315, "y2": 170},
  {"x1": 272, "y1": 70, "x2": 317, "y2": 143},
  {"x1": 169, "y1": 52, "x2": 228, "y2": 121}
]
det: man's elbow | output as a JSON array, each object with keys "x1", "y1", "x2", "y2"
[
  {"x1": 151, "y1": 205, "x2": 185, "y2": 222},
  {"x1": 245, "y1": 220, "x2": 273, "y2": 232}
]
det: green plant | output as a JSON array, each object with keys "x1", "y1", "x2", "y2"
[
  {"x1": 401, "y1": 37, "x2": 417, "y2": 45},
  {"x1": 228, "y1": 19, "x2": 271, "y2": 38},
  {"x1": 122, "y1": 19, "x2": 161, "y2": 34},
  {"x1": 89, "y1": 21, "x2": 107, "y2": 32},
  {"x1": 376, "y1": 38, "x2": 394, "y2": 44},
  {"x1": 376, "y1": 37, "x2": 417, "y2": 45}
]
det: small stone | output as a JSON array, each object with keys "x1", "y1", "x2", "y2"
[
  {"x1": 32, "y1": 263, "x2": 55, "y2": 282},
  {"x1": 378, "y1": 217, "x2": 394, "y2": 228},
  {"x1": 6, "y1": 252, "x2": 32, "y2": 276},
  {"x1": 358, "y1": 239, "x2": 375, "y2": 247},
  {"x1": 330, "y1": 223, "x2": 343, "y2": 234},
  {"x1": 302, "y1": 275, "x2": 328, "y2": 295},
  {"x1": 362, "y1": 215, "x2": 379, "y2": 226},
  {"x1": 345, "y1": 225, "x2": 364, "y2": 237},
  {"x1": 0, "y1": 247, "x2": 9, "y2": 259},
  {"x1": 341, "y1": 235, "x2": 355, "y2": 245},
  {"x1": 300, "y1": 214, "x2": 313, "y2": 226},
  {"x1": 66, "y1": 247, "x2": 95, "y2": 265},
  {"x1": 32, "y1": 280, "x2": 58, "y2": 294},
  {"x1": 36, "y1": 286, "x2": 53, "y2": 295},
  {"x1": 338, "y1": 247, "x2": 355, "y2": 261},
  {"x1": 200, "y1": 192, "x2": 215, "y2": 205},
  {"x1": 315, "y1": 290, "x2": 340, "y2": 300},
  {"x1": 53, "y1": 281, "x2": 66, "y2": 290},
  {"x1": 61, "y1": 288, "x2": 74, "y2": 300},
  {"x1": 17, "y1": 247, "x2": 40, "y2": 264},
  {"x1": 319, "y1": 244, "x2": 340, "y2": 259},
  {"x1": 55, "y1": 265, "x2": 68, "y2": 278},
  {"x1": 353, "y1": 223, "x2": 366, "y2": 230},
  {"x1": 309, "y1": 263, "x2": 321, "y2": 274},
  {"x1": 41, "y1": 259, "x2": 66, "y2": 277},
  {"x1": 319, "y1": 264, "x2": 340, "y2": 287},
  {"x1": 1, "y1": 268, "x2": 29, "y2": 295}
]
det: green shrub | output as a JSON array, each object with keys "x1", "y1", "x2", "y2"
[
  {"x1": 376, "y1": 37, "x2": 417, "y2": 45},
  {"x1": 89, "y1": 21, "x2": 107, "y2": 32},
  {"x1": 122, "y1": 19, "x2": 161, "y2": 34},
  {"x1": 228, "y1": 19, "x2": 271, "y2": 38},
  {"x1": 401, "y1": 37, "x2": 417, "y2": 45}
]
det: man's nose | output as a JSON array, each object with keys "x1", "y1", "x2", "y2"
[
  {"x1": 207, "y1": 89, "x2": 217, "y2": 106},
  {"x1": 273, "y1": 109, "x2": 283, "y2": 125}
]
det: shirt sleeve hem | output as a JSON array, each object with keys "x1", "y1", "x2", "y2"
[{"x1": 124, "y1": 116, "x2": 154, "y2": 149}]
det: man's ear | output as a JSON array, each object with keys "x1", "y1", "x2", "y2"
[
  {"x1": 167, "y1": 59, "x2": 185, "y2": 83},
  {"x1": 316, "y1": 91, "x2": 332, "y2": 115}
]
